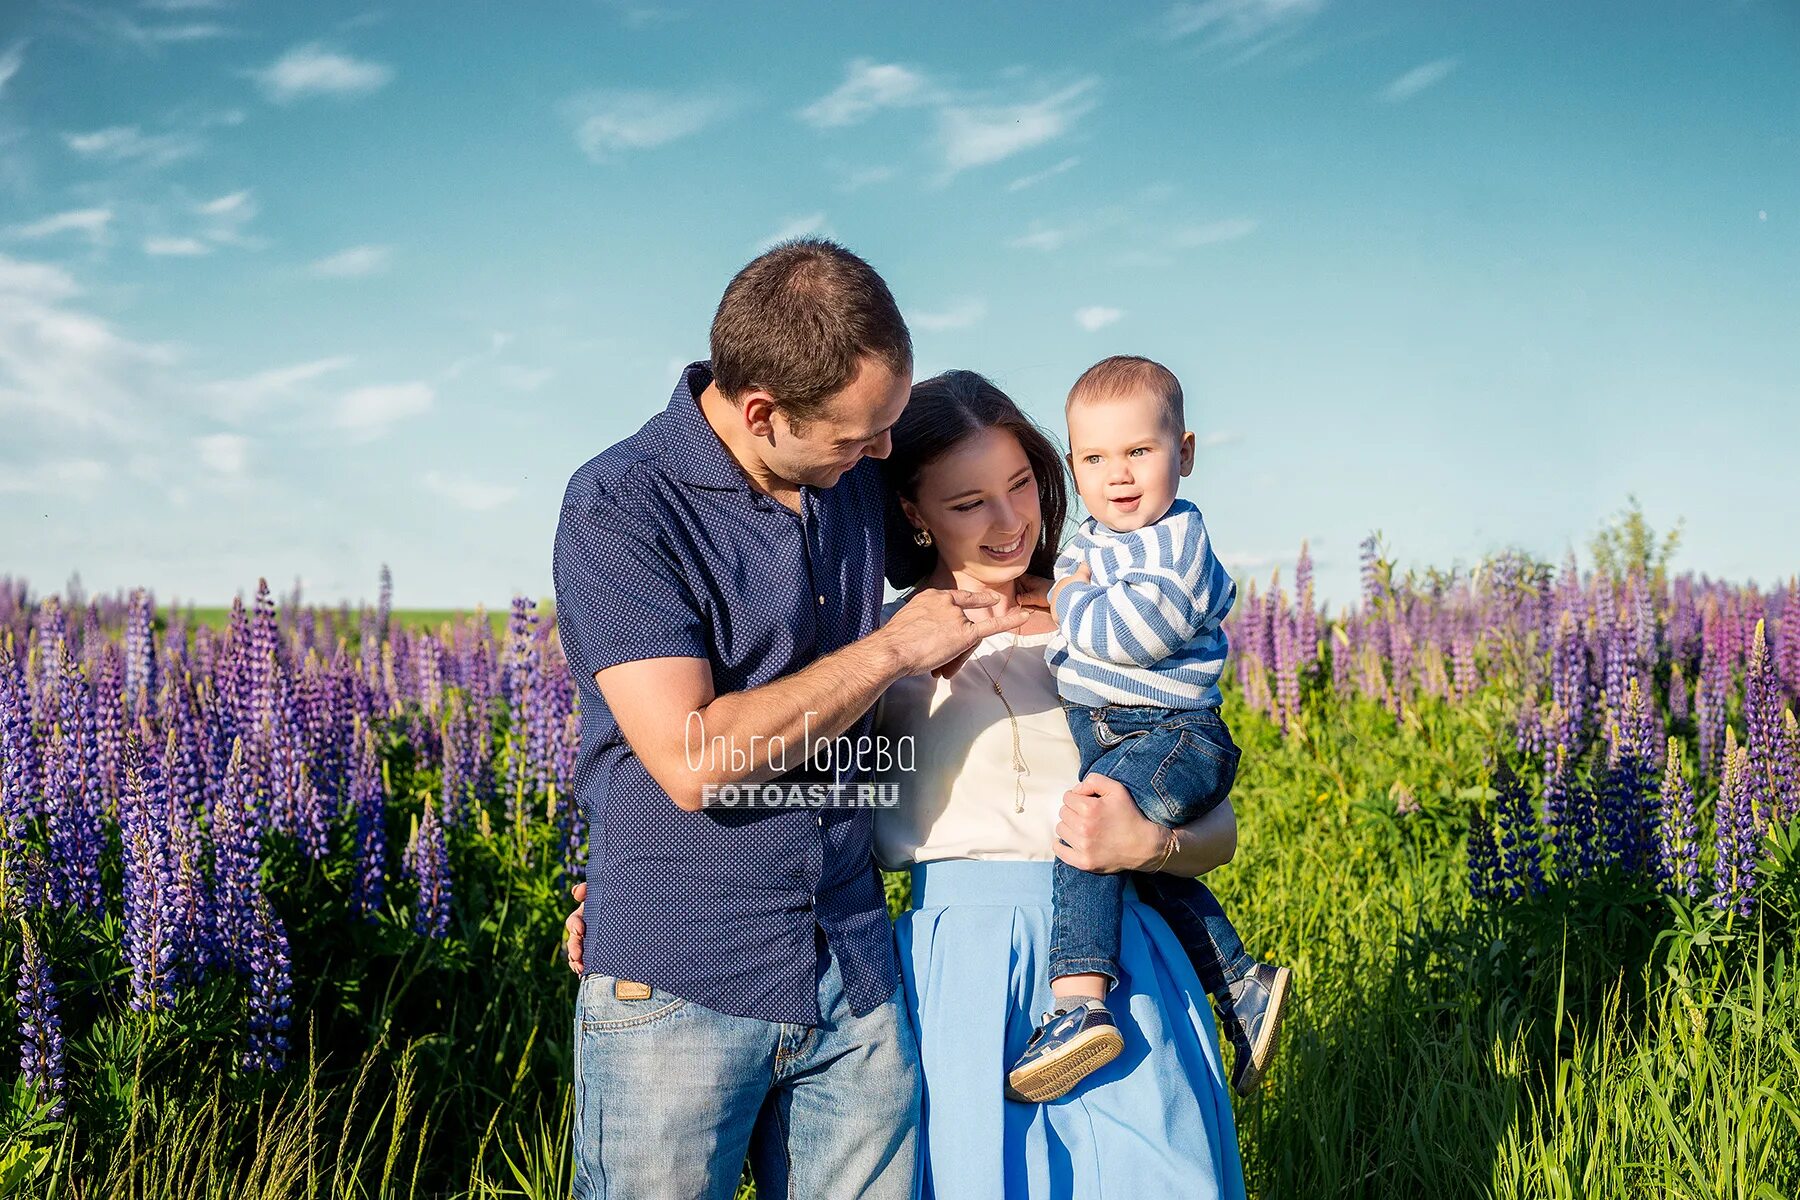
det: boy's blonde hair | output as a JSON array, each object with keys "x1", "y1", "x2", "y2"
[{"x1": 1066, "y1": 355, "x2": 1185, "y2": 438}]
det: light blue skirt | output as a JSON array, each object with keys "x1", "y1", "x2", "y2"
[{"x1": 895, "y1": 859, "x2": 1247, "y2": 1200}]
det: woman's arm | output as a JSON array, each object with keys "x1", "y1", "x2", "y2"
[{"x1": 1052, "y1": 772, "x2": 1238, "y2": 876}]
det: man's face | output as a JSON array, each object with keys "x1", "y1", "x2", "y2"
[
  {"x1": 766, "y1": 356, "x2": 911, "y2": 489},
  {"x1": 1065, "y1": 389, "x2": 1193, "y2": 533}
]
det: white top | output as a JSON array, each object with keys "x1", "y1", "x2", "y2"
[{"x1": 871, "y1": 599, "x2": 1086, "y2": 870}]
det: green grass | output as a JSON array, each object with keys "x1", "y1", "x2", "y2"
[
  {"x1": 5, "y1": 679, "x2": 1795, "y2": 1198},
  {"x1": 162, "y1": 607, "x2": 537, "y2": 637}
]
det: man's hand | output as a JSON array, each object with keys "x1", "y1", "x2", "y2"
[
  {"x1": 1047, "y1": 562, "x2": 1092, "y2": 612},
  {"x1": 880, "y1": 587, "x2": 1030, "y2": 680},
  {"x1": 1053, "y1": 773, "x2": 1163, "y2": 874},
  {"x1": 564, "y1": 881, "x2": 587, "y2": 974}
]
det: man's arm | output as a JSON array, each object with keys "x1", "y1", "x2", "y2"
[{"x1": 597, "y1": 588, "x2": 1028, "y2": 812}]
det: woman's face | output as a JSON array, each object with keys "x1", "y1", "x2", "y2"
[{"x1": 902, "y1": 426, "x2": 1043, "y2": 588}]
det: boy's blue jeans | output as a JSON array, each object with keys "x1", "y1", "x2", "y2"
[{"x1": 1051, "y1": 701, "x2": 1253, "y2": 997}]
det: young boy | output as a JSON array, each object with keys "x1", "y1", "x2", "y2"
[{"x1": 1005, "y1": 355, "x2": 1293, "y2": 1103}]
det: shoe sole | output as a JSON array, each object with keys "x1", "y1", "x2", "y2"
[
  {"x1": 1232, "y1": 966, "x2": 1292, "y2": 1098},
  {"x1": 1006, "y1": 1026, "x2": 1125, "y2": 1103}
]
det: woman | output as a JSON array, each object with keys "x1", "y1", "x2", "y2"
[
  {"x1": 560, "y1": 369, "x2": 1246, "y2": 1198},
  {"x1": 871, "y1": 369, "x2": 1245, "y2": 1198}
]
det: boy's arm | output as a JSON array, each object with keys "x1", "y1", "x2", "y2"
[{"x1": 1053, "y1": 510, "x2": 1224, "y2": 667}]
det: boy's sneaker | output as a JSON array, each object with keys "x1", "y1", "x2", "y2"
[
  {"x1": 1004, "y1": 999, "x2": 1124, "y2": 1103},
  {"x1": 1215, "y1": 962, "x2": 1292, "y2": 1097}
]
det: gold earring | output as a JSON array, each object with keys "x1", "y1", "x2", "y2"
[{"x1": 913, "y1": 528, "x2": 933, "y2": 547}]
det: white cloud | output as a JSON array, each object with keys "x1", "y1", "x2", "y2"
[
  {"x1": 912, "y1": 299, "x2": 987, "y2": 332},
  {"x1": 0, "y1": 41, "x2": 25, "y2": 95},
  {"x1": 205, "y1": 355, "x2": 353, "y2": 421},
  {"x1": 308, "y1": 244, "x2": 392, "y2": 278},
  {"x1": 938, "y1": 79, "x2": 1098, "y2": 176},
  {"x1": 1199, "y1": 430, "x2": 1241, "y2": 448},
  {"x1": 331, "y1": 381, "x2": 433, "y2": 439},
  {"x1": 142, "y1": 0, "x2": 234, "y2": 10},
  {"x1": 0, "y1": 458, "x2": 107, "y2": 494},
  {"x1": 253, "y1": 43, "x2": 393, "y2": 103},
  {"x1": 1163, "y1": 0, "x2": 1325, "y2": 47},
  {"x1": 799, "y1": 60, "x2": 936, "y2": 128},
  {"x1": 144, "y1": 236, "x2": 211, "y2": 256},
  {"x1": 198, "y1": 189, "x2": 253, "y2": 218},
  {"x1": 421, "y1": 469, "x2": 517, "y2": 511},
  {"x1": 562, "y1": 89, "x2": 726, "y2": 162},
  {"x1": 196, "y1": 432, "x2": 248, "y2": 475},
  {"x1": 1008, "y1": 155, "x2": 1080, "y2": 192},
  {"x1": 1172, "y1": 217, "x2": 1259, "y2": 246},
  {"x1": 1009, "y1": 223, "x2": 1074, "y2": 252},
  {"x1": 0, "y1": 253, "x2": 177, "y2": 435},
  {"x1": 7, "y1": 208, "x2": 113, "y2": 244},
  {"x1": 1074, "y1": 306, "x2": 1123, "y2": 332},
  {"x1": 836, "y1": 164, "x2": 897, "y2": 193},
  {"x1": 63, "y1": 125, "x2": 202, "y2": 168},
  {"x1": 756, "y1": 213, "x2": 831, "y2": 250},
  {"x1": 1380, "y1": 57, "x2": 1459, "y2": 103}
]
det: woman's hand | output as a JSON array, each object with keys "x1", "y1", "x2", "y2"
[
  {"x1": 1053, "y1": 773, "x2": 1165, "y2": 873},
  {"x1": 1048, "y1": 563, "x2": 1091, "y2": 610},
  {"x1": 564, "y1": 882, "x2": 586, "y2": 974}
]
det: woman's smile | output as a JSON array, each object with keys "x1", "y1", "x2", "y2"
[{"x1": 981, "y1": 528, "x2": 1032, "y2": 562}]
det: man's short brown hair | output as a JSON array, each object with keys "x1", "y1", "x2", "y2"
[
  {"x1": 709, "y1": 238, "x2": 912, "y2": 427},
  {"x1": 1066, "y1": 355, "x2": 1185, "y2": 438}
]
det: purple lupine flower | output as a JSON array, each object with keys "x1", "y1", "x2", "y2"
[
  {"x1": 1777, "y1": 607, "x2": 1800, "y2": 704},
  {"x1": 376, "y1": 563, "x2": 393, "y2": 644},
  {"x1": 1, "y1": 637, "x2": 42, "y2": 829},
  {"x1": 210, "y1": 739, "x2": 261, "y2": 967},
  {"x1": 1515, "y1": 696, "x2": 1545, "y2": 758},
  {"x1": 125, "y1": 587, "x2": 157, "y2": 717},
  {"x1": 1668, "y1": 662, "x2": 1690, "y2": 725},
  {"x1": 404, "y1": 798, "x2": 452, "y2": 938},
  {"x1": 162, "y1": 727, "x2": 215, "y2": 982},
  {"x1": 242, "y1": 890, "x2": 293, "y2": 1072},
  {"x1": 1359, "y1": 534, "x2": 1386, "y2": 610},
  {"x1": 1294, "y1": 541, "x2": 1317, "y2": 666},
  {"x1": 350, "y1": 718, "x2": 387, "y2": 920},
  {"x1": 1656, "y1": 736, "x2": 1700, "y2": 898},
  {"x1": 1778, "y1": 709, "x2": 1800, "y2": 825},
  {"x1": 1329, "y1": 621, "x2": 1353, "y2": 699},
  {"x1": 45, "y1": 642, "x2": 105, "y2": 914},
  {"x1": 92, "y1": 643, "x2": 126, "y2": 810},
  {"x1": 1742, "y1": 619, "x2": 1784, "y2": 834},
  {"x1": 558, "y1": 709, "x2": 584, "y2": 882},
  {"x1": 1271, "y1": 591, "x2": 1300, "y2": 734},
  {"x1": 1696, "y1": 602, "x2": 1731, "y2": 777},
  {"x1": 1466, "y1": 806, "x2": 1500, "y2": 901},
  {"x1": 1492, "y1": 762, "x2": 1546, "y2": 899},
  {"x1": 17, "y1": 925, "x2": 66, "y2": 1114},
  {"x1": 1550, "y1": 609, "x2": 1592, "y2": 754},
  {"x1": 1712, "y1": 730, "x2": 1756, "y2": 917},
  {"x1": 120, "y1": 736, "x2": 178, "y2": 1011},
  {"x1": 1451, "y1": 625, "x2": 1478, "y2": 701}
]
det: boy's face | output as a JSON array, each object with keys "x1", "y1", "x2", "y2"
[{"x1": 1065, "y1": 389, "x2": 1195, "y2": 534}]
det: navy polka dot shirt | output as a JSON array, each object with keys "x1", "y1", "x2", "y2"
[{"x1": 552, "y1": 361, "x2": 897, "y2": 1025}]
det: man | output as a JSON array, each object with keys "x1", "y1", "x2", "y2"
[{"x1": 553, "y1": 238, "x2": 1028, "y2": 1199}]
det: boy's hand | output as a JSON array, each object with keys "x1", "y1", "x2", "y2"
[
  {"x1": 1048, "y1": 562, "x2": 1092, "y2": 610},
  {"x1": 1014, "y1": 573, "x2": 1054, "y2": 610}
]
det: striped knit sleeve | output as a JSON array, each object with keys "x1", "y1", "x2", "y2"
[{"x1": 1052, "y1": 508, "x2": 1230, "y2": 667}]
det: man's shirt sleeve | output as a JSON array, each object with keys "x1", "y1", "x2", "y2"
[{"x1": 553, "y1": 489, "x2": 709, "y2": 684}]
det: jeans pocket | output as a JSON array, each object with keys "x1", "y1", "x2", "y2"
[
  {"x1": 1148, "y1": 728, "x2": 1241, "y2": 823},
  {"x1": 578, "y1": 974, "x2": 690, "y2": 1032}
]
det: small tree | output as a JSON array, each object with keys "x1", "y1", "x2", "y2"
[{"x1": 1589, "y1": 495, "x2": 1682, "y2": 587}]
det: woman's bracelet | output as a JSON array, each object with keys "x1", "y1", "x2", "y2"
[{"x1": 1149, "y1": 826, "x2": 1181, "y2": 874}]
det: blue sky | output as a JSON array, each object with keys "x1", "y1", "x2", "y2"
[{"x1": 1, "y1": 0, "x2": 1795, "y2": 610}]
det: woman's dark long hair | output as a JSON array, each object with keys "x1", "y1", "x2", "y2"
[{"x1": 880, "y1": 370, "x2": 1069, "y2": 591}]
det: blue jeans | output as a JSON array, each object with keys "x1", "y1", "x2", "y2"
[
  {"x1": 1050, "y1": 702, "x2": 1253, "y2": 996},
  {"x1": 571, "y1": 932, "x2": 921, "y2": 1199}
]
